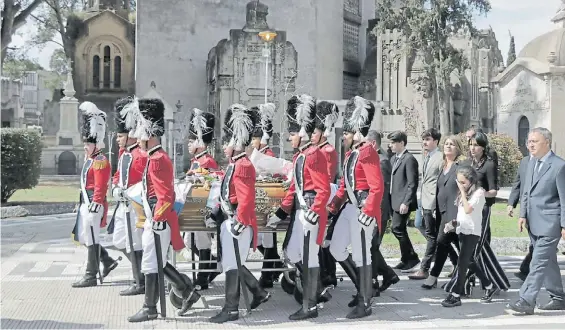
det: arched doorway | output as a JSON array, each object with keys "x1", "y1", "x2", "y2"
[
  {"x1": 58, "y1": 151, "x2": 77, "y2": 175},
  {"x1": 518, "y1": 116, "x2": 530, "y2": 156}
]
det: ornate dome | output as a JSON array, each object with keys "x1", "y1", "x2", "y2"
[{"x1": 518, "y1": 4, "x2": 565, "y2": 66}]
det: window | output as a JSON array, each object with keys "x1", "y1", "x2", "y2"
[
  {"x1": 343, "y1": 73, "x2": 359, "y2": 99},
  {"x1": 114, "y1": 56, "x2": 121, "y2": 88},
  {"x1": 93, "y1": 55, "x2": 100, "y2": 88},
  {"x1": 518, "y1": 116, "x2": 529, "y2": 156},
  {"x1": 103, "y1": 46, "x2": 111, "y2": 88},
  {"x1": 343, "y1": 21, "x2": 360, "y2": 61},
  {"x1": 24, "y1": 90, "x2": 37, "y2": 104}
]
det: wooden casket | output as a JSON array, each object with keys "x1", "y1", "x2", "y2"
[{"x1": 178, "y1": 181, "x2": 290, "y2": 232}]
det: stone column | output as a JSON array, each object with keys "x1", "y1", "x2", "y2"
[{"x1": 56, "y1": 70, "x2": 81, "y2": 146}]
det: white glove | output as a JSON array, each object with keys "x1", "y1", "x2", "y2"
[
  {"x1": 88, "y1": 202, "x2": 102, "y2": 213},
  {"x1": 444, "y1": 220, "x2": 455, "y2": 233},
  {"x1": 112, "y1": 186, "x2": 126, "y2": 201},
  {"x1": 358, "y1": 211, "x2": 375, "y2": 227},
  {"x1": 152, "y1": 220, "x2": 167, "y2": 232},
  {"x1": 204, "y1": 217, "x2": 217, "y2": 228},
  {"x1": 230, "y1": 218, "x2": 246, "y2": 239},
  {"x1": 300, "y1": 210, "x2": 318, "y2": 232},
  {"x1": 266, "y1": 214, "x2": 283, "y2": 229}
]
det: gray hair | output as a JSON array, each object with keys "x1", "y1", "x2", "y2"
[
  {"x1": 366, "y1": 130, "x2": 382, "y2": 145},
  {"x1": 530, "y1": 127, "x2": 552, "y2": 144}
]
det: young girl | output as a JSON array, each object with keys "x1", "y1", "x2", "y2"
[{"x1": 441, "y1": 165, "x2": 497, "y2": 307}]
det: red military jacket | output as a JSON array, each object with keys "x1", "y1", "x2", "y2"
[
  {"x1": 82, "y1": 151, "x2": 111, "y2": 227},
  {"x1": 259, "y1": 145, "x2": 276, "y2": 157},
  {"x1": 112, "y1": 143, "x2": 147, "y2": 188},
  {"x1": 190, "y1": 150, "x2": 218, "y2": 171},
  {"x1": 144, "y1": 145, "x2": 184, "y2": 251},
  {"x1": 280, "y1": 143, "x2": 330, "y2": 245},
  {"x1": 329, "y1": 142, "x2": 384, "y2": 229},
  {"x1": 319, "y1": 140, "x2": 338, "y2": 182},
  {"x1": 225, "y1": 152, "x2": 258, "y2": 249}
]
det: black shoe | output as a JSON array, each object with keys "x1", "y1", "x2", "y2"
[
  {"x1": 99, "y1": 246, "x2": 120, "y2": 278},
  {"x1": 72, "y1": 245, "x2": 99, "y2": 288},
  {"x1": 393, "y1": 261, "x2": 406, "y2": 270},
  {"x1": 481, "y1": 287, "x2": 497, "y2": 303},
  {"x1": 379, "y1": 274, "x2": 400, "y2": 292},
  {"x1": 289, "y1": 267, "x2": 319, "y2": 320},
  {"x1": 421, "y1": 279, "x2": 438, "y2": 290},
  {"x1": 239, "y1": 266, "x2": 271, "y2": 310},
  {"x1": 441, "y1": 294, "x2": 462, "y2": 307},
  {"x1": 538, "y1": 299, "x2": 565, "y2": 311},
  {"x1": 289, "y1": 306, "x2": 318, "y2": 320},
  {"x1": 128, "y1": 274, "x2": 159, "y2": 322},
  {"x1": 514, "y1": 271, "x2": 528, "y2": 282},
  {"x1": 163, "y1": 263, "x2": 201, "y2": 316},
  {"x1": 401, "y1": 259, "x2": 420, "y2": 272},
  {"x1": 346, "y1": 265, "x2": 372, "y2": 319},
  {"x1": 507, "y1": 298, "x2": 534, "y2": 315},
  {"x1": 121, "y1": 250, "x2": 145, "y2": 296},
  {"x1": 209, "y1": 269, "x2": 240, "y2": 323}
]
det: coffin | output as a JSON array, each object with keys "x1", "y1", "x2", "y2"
[{"x1": 178, "y1": 182, "x2": 290, "y2": 232}]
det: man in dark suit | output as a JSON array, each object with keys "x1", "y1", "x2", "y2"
[
  {"x1": 508, "y1": 153, "x2": 533, "y2": 282},
  {"x1": 387, "y1": 130, "x2": 420, "y2": 270},
  {"x1": 509, "y1": 127, "x2": 565, "y2": 314}
]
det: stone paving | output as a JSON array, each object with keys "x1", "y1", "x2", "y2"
[{"x1": 1, "y1": 213, "x2": 565, "y2": 329}]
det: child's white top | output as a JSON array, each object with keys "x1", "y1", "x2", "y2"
[{"x1": 456, "y1": 188, "x2": 486, "y2": 236}]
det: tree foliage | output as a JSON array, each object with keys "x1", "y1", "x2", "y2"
[
  {"x1": 1, "y1": 0, "x2": 44, "y2": 67},
  {"x1": 507, "y1": 34, "x2": 516, "y2": 67},
  {"x1": 2, "y1": 49, "x2": 44, "y2": 79},
  {"x1": 374, "y1": 0, "x2": 491, "y2": 135}
]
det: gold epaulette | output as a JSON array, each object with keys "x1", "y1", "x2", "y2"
[
  {"x1": 155, "y1": 202, "x2": 171, "y2": 217},
  {"x1": 92, "y1": 159, "x2": 108, "y2": 170}
]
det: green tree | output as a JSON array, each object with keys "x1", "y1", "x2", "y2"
[
  {"x1": 507, "y1": 33, "x2": 516, "y2": 67},
  {"x1": 1, "y1": 0, "x2": 44, "y2": 67},
  {"x1": 374, "y1": 0, "x2": 491, "y2": 135},
  {"x1": 2, "y1": 49, "x2": 44, "y2": 79}
]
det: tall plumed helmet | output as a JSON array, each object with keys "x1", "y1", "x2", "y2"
[
  {"x1": 188, "y1": 108, "x2": 215, "y2": 147},
  {"x1": 79, "y1": 101, "x2": 107, "y2": 148},
  {"x1": 286, "y1": 94, "x2": 316, "y2": 140},
  {"x1": 114, "y1": 96, "x2": 135, "y2": 134},
  {"x1": 314, "y1": 101, "x2": 339, "y2": 137},
  {"x1": 136, "y1": 98, "x2": 165, "y2": 140},
  {"x1": 222, "y1": 104, "x2": 258, "y2": 149},
  {"x1": 119, "y1": 96, "x2": 142, "y2": 138},
  {"x1": 252, "y1": 103, "x2": 276, "y2": 144},
  {"x1": 343, "y1": 96, "x2": 376, "y2": 140}
]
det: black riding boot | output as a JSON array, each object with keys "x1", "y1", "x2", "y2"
[
  {"x1": 72, "y1": 244, "x2": 99, "y2": 288},
  {"x1": 99, "y1": 246, "x2": 119, "y2": 278},
  {"x1": 195, "y1": 249, "x2": 211, "y2": 290},
  {"x1": 207, "y1": 254, "x2": 221, "y2": 284},
  {"x1": 290, "y1": 267, "x2": 320, "y2": 320},
  {"x1": 320, "y1": 247, "x2": 338, "y2": 287},
  {"x1": 346, "y1": 266, "x2": 372, "y2": 319},
  {"x1": 240, "y1": 266, "x2": 271, "y2": 309},
  {"x1": 121, "y1": 250, "x2": 145, "y2": 296},
  {"x1": 210, "y1": 269, "x2": 240, "y2": 323},
  {"x1": 339, "y1": 255, "x2": 360, "y2": 307},
  {"x1": 128, "y1": 273, "x2": 159, "y2": 322},
  {"x1": 259, "y1": 246, "x2": 274, "y2": 288},
  {"x1": 163, "y1": 263, "x2": 201, "y2": 315}
]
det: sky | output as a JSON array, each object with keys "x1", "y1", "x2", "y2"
[{"x1": 9, "y1": 0, "x2": 563, "y2": 70}]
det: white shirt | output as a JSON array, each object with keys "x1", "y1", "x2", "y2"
[{"x1": 456, "y1": 188, "x2": 486, "y2": 236}]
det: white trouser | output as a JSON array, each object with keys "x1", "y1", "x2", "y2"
[
  {"x1": 112, "y1": 202, "x2": 143, "y2": 252},
  {"x1": 285, "y1": 209, "x2": 320, "y2": 268},
  {"x1": 141, "y1": 218, "x2": 171, "y2": 274},
  {"x1": 258, "y1": 232, "x2": 276, "y2": 248},
  {"x1": 329, "y1": 203, "x2": 375, "y2": 266},
  {"x1": 77, "y1": 203, "x2": 103, "y2": 246},
  {"x1": 183, "y1": 231, "x2": 213, "y2": 250},
  {"x1": 220, "y1": 218, "x2": 252, "y2": 272}
]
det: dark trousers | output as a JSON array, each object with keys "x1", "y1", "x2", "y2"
[
  {"x1": 391, "y1": 210, "x2": 419, "y2": 263},
  {"x1": 370, "y1": 229, "x2": 397, "y2": 280},
  {"x1": 520, "y1": 244, "x2": 534, "y2": 274},
  {"x1": 453, "y1": 234, "x2": 491, "y2": 295},
  {"x1": 420, "y1": 209, "x2": 437, "y2": 271},
  {"x1": 482, "y1": 205, "x2": 492, "y2": 244},
  {"x1": 430, "y1": 211, "x2": 459, "y2": 277}
]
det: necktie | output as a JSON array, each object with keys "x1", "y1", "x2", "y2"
[
  {"x1": 423, "y1": 155, "x2": 430, "y2": 174},
  {"x1": 534, "y1": 159, "x2": 543, "y2": 179}
]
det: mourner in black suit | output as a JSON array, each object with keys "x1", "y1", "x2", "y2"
[
  {"x1": 387, "y1": 130, "x2": 420, "y2": 270},
  {"x1": 366, "y1": 130, "x2": 399, "y2": 292}
]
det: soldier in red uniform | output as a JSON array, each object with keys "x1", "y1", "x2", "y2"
[
  {"x1": 312, "y1": 101, "x2": 340, "y2": 288},
  {"x1": 71, "y1": 102, "x2": 119, "y2": 288},
  {"x1": 250, "y1": 103, "x2": 284, "y2": 288},
  {"x1": 128, "y1": 99, "x2": 200, "y2": 322},
  {"x1": 183, "y1": 108, "x2": 220, "y2": 290},
  {"x1": 267, "y1": 95, "x2": 331, "y2": 320},
  {"x1": 208, "y1": 104, "x2": 270, "y2": 324},
  {"x1": 109, "y1": 97, "x2": 148, "y2": 296},
  {"x1": 328, "y1": 96, "x2": 384, "y2": 319}
]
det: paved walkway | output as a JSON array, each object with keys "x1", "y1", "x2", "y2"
[{"x1": 1, "y1": 214, "x2": 564, "y2": 329}]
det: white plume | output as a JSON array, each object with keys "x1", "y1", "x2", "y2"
[
  {"x1": 191, "y1": 108, "x2": 207, "y2": 147},
  {"x1": 259, "y1": 102, "x2": 275, "y2": 143},
  {"x1": 79, "y1": 101, "x2": 106, "y2": 147},
  {"x1": 323, "y1": 103, "x2": 339, "y2": 137},
  {"x1": 119, "y1": 97, "x2": 141, "y2": 137},
  {"x1": 296, "y1": 94, "x2": 315, "y2": 139},
  {"x1": 348, "y1": 96, "x2": 371, "y2": 134},
  {"x1": 228, "y1": 104, "x2": 253, "y2": 149}
]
